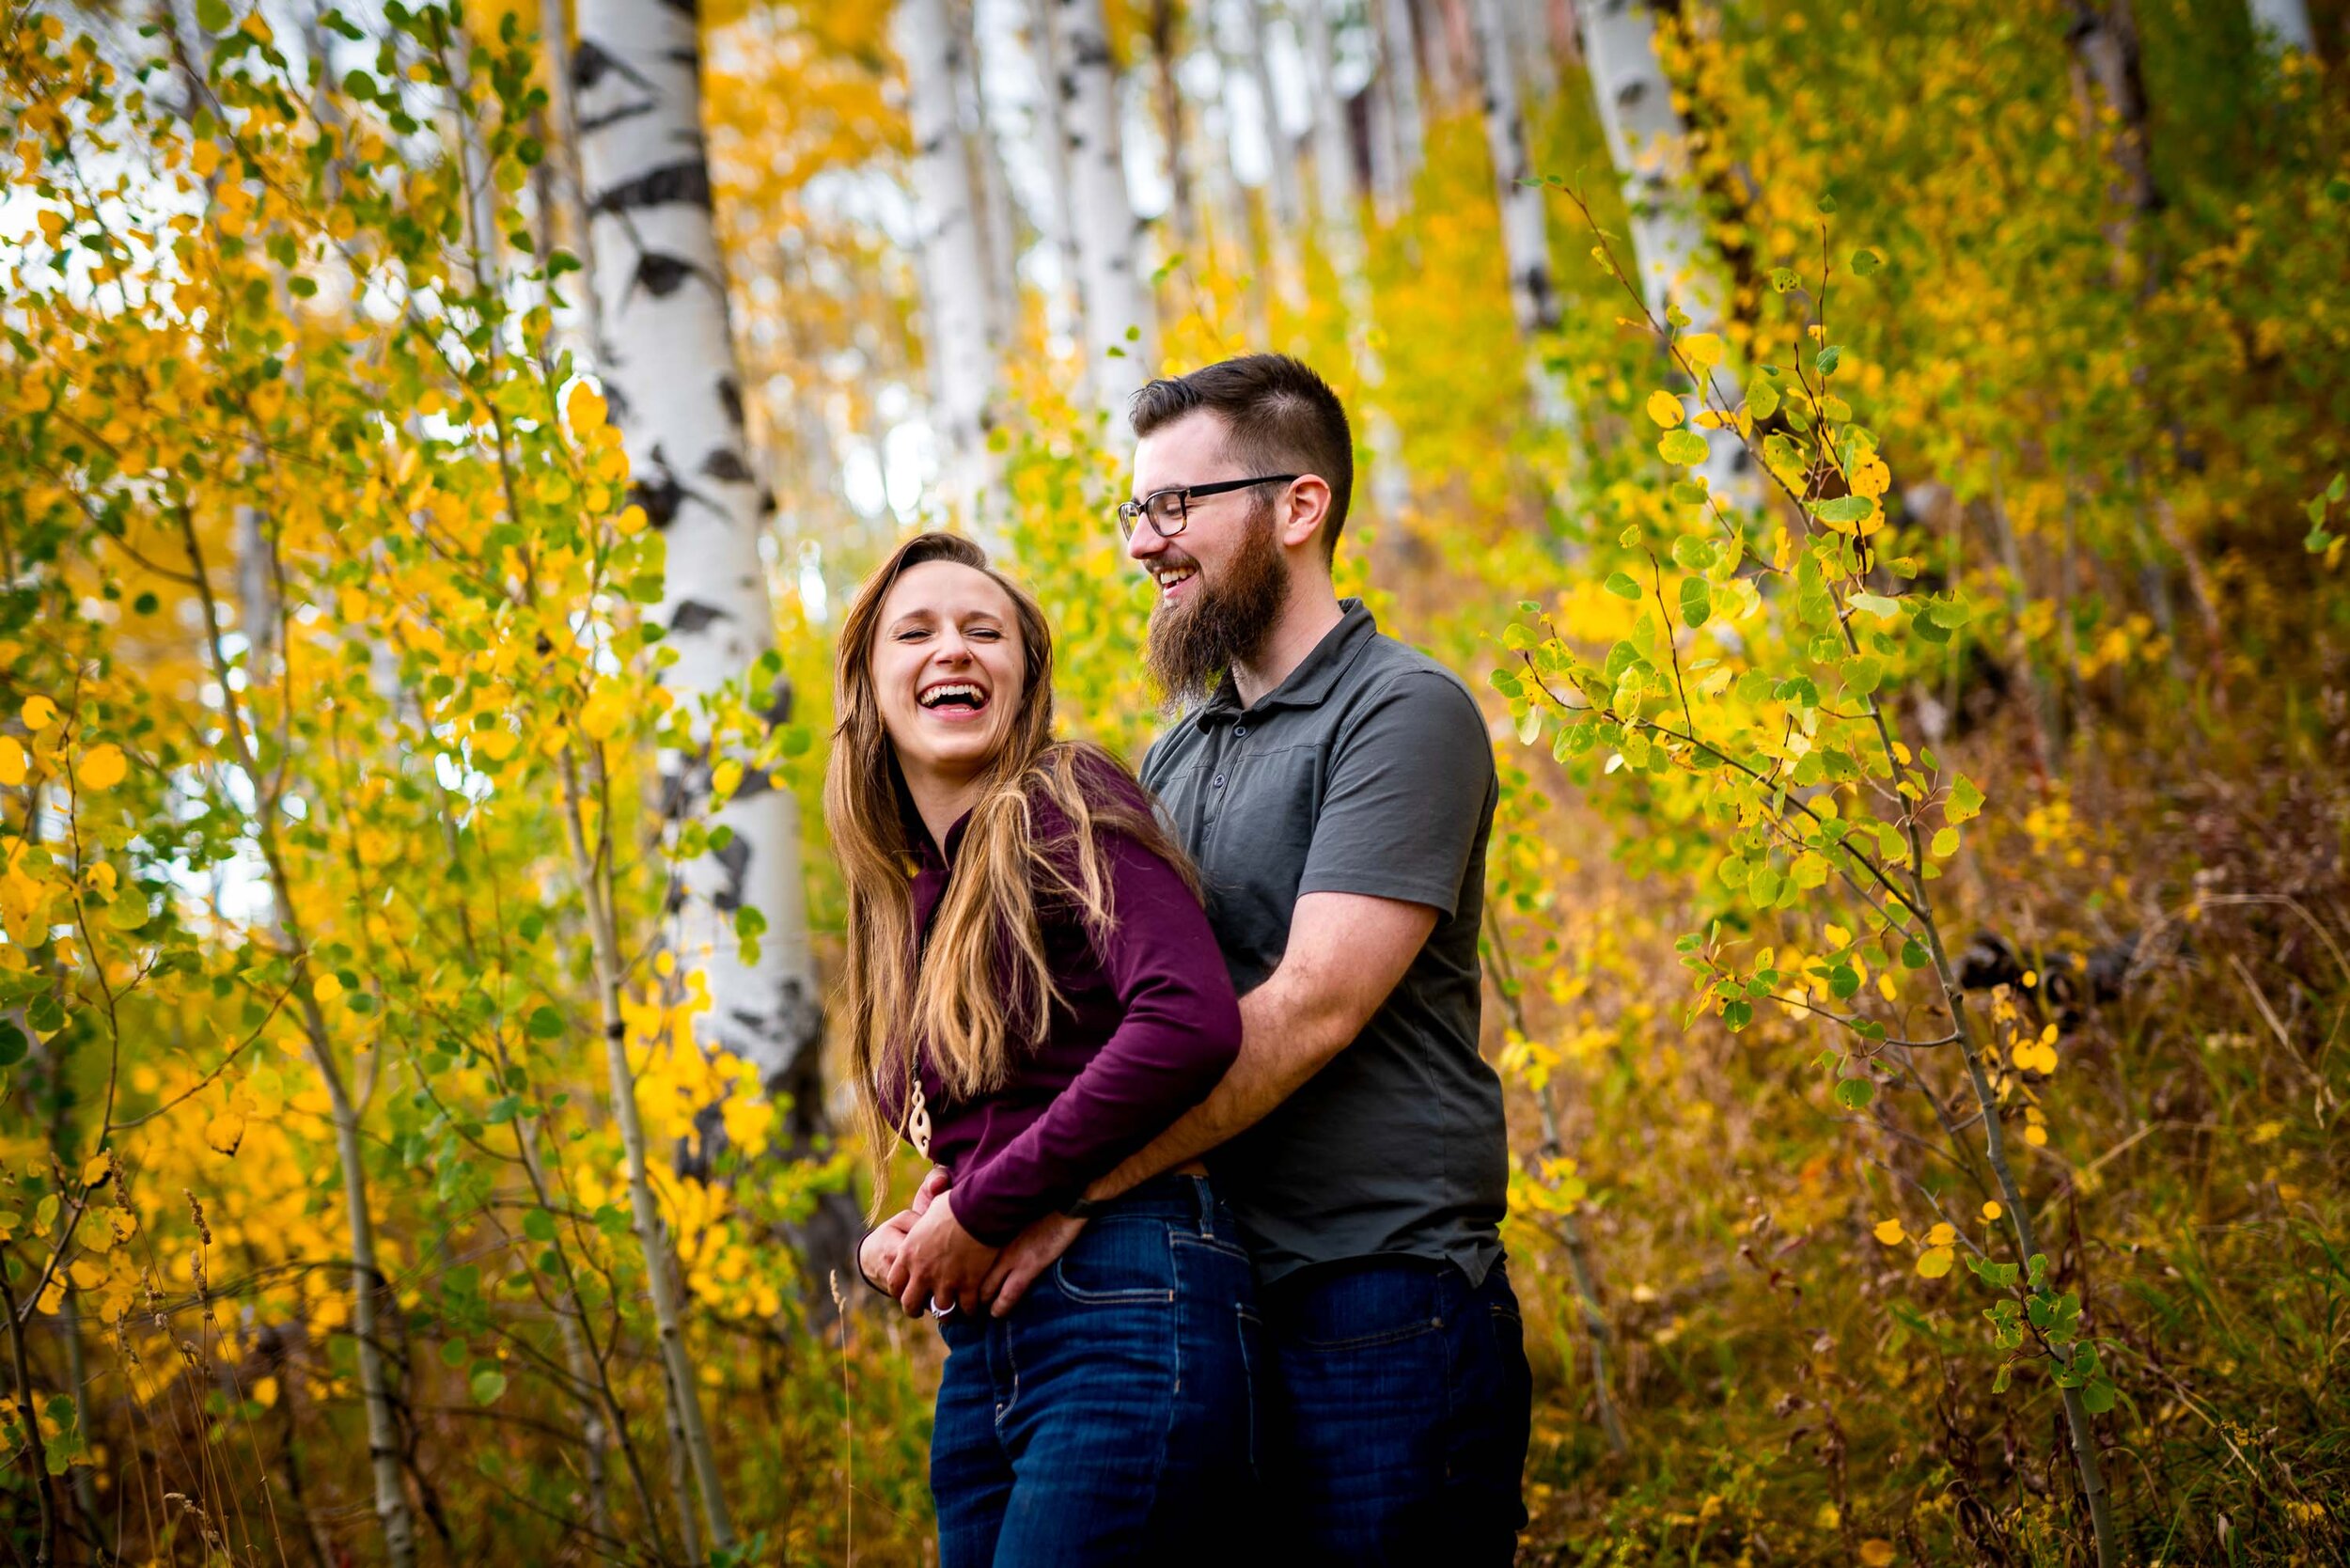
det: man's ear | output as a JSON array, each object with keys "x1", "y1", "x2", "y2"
[{"x1": 1279, "y1": 476, "x2": 1332, "y2": 552}]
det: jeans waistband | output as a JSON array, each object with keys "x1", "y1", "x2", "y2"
[{"x1": 1090, "y1": 1173, "x2": 1228, "y2": 1239}]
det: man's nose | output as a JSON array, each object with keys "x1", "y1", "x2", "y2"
[{"x1": 1126, "y1": 520, "x2": 1164, "y2": 564}]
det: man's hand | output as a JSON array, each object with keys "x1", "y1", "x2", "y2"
[
  {"x1": 980, "y1": 1212, "x2": 1089, "y2": 1317},
  {"x1": 894, "y1": 1191, "x2": 1000, "y2": 1317}
]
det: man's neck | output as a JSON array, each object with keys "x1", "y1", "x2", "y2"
[{"x1": 1230, "y1": 579, "x2": 1345, "y2": 710}]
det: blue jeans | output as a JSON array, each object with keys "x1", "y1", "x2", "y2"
[
  {"x1": 1260, "y1": 1254, "x2": 1531, "y2": 1564},
  {"x1": 931, "y1": 1175, "x2": 1260, "y2": 1567}
]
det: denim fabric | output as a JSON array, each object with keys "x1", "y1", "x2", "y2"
[
  {"x1": 931, "y1": 1175, "x2": 1260, "y2": 1567},
  {"x1": 1260, "y1": 1255, "x2": 1532, "y2": 1564}
]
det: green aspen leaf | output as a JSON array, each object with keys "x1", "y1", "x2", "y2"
[
  {"x1": 526, "y1": 1005, "x2": 564, "y2": 1040},
  {"x1": 438, "y1": 1339, "x2": 470, "y2": 1370},
  {"x1": 1841, "y1": 655, "x2": 1884, "y2": 694},
  {"x1": 1734, "y1": 670, "x2": 1775, "y2": 704},
  {"x1": 1502, "y1": 622, "x2": 1537, "y2": 651},
  {"x1": 1680, "y1": 576, "x2": 1711, "y2": 627},
  {"x1": 2082, "y1": 1381, "x2": 2117, "y2": 1415},
  {"x1": 27, "y1": 996, "x2": 65, "y2": 1034},
  {"x1": 1851, "y1": 248, "x2": 1883, "y2": 275},
  {"x1": 1658, "y1": 429, "x2": 1711, "y2": 466},
  {"x1": 1811, "y1": 495, "x2": 1873, "y2": 525},
  {"x1": 1671, "y1": 536, "x2": 1716, "y2": 572},
  {"x1": 1818, "y1": 195, "x2": 1839, "y2": 214},
  {"x1": 1514, "y1": 706, "x2": 1542, "y2": 746},
  {"x1": 1604, "y1": 572, "x2": 1643, "y2": 601},
  {"x1": 1747, "y1": 379, "x2": 1779, "y2": 421},
  {"x1": 196, "y1": 0, "x2": 233, "y2": 31},
  {"x1": 1722, "y1": 999, "x2": 1754, "y2": 1031},
  {"x1": 1815, "y1": 345, "x2": 1841, "y2": 377},
  {"x1": 1834, "y1": 1076, "x2": 1875, "y2": 1110},
  {"x1": 1517, "y1": 600, "x2": 1541, "y2": 614},
  {"x1": 0, "y1": 1022, "x2": 26, "y2": 1070},
  {"x1": 523, "y1": 1209, "x2": 556, "y2": 1244},
  {"x1": 1769, "y1": 266, "x2": 1798, "y2": 293},
  {"x1": 1931, "y1": 826, "x2": 1960, "y2": 857},
  {"x1": 1848, "y1": 592, "x2": 1903, "y2": 622},
  {"x1": 1948, "y1": 775, "x2": 1985, "y2": 823},
  {"x1": 1830, "y1": 964, "x2": 1860, "y2": 999},
  {"x1": 1668, "y1": 479, "x2": 1712, "y2": 507},
  {"x1": 1902, "y1": 938, "x2": 1929, "y2": 969},
  {"x1": 1928, "y1": 594, "x2": 1972, "y2": 628},
  {"x1": 469, "y1": 1367, "x2": 508, "y2": 1405}
]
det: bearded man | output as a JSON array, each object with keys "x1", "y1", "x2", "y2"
[{"x1": 985, "y1": 353, "x2": 1532, "y2": 1562}]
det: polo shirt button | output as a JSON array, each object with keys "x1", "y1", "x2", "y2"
[
  {"x1": 1233, "y1": 726, "x2": 1247, "y2": 738},
  {"x1": 1213, "y1": 773, "x2": 1226, "y2": 788}
]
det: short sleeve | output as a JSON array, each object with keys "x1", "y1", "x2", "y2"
[{"x1": 1294, "y1": 672, "x2": 1494, "y2": 917}]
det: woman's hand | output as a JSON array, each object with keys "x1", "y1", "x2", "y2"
[
  {"x1": 895, "y1": 1191, "x2": 1000, "y2": 1318},
  {"x1": 858, "y1": 1210, "x2": 916, "y2": 1295}
]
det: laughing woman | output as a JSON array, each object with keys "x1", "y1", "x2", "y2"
[{"x1": 830, "y1": 533, "x2": 1257, "y2": 1566}]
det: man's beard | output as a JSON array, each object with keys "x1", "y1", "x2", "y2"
[{"x1": 1145, "y1": 499, "x2": 1291, "y2": 712}]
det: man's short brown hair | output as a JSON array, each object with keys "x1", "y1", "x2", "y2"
[{"x1": 1129, "y1": 354, "x2": 1355, "y2": 560}]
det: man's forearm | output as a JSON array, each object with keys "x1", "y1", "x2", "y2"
[{"x1": 1085, "y1": 982, "x2": 1343, "y2": 1200}]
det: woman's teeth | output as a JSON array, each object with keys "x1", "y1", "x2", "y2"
[{"x1": 919, "y1": 682, "x2": 986, "y2": 710}]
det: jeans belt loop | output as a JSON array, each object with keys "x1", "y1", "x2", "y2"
[{"x1": 1193, "y1": 1175, "x2": 1214, "y2": 1238}]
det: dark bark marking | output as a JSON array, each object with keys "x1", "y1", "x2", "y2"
[
  {"x1": 700, "y1": 447, "x2": 753, "y2": 483},
  {"x1": 668, "y1": 599, "x2": 730, "y2": 635},
  {"x1": 592, "y1": 158, "x2": 713, "y2": 217}
]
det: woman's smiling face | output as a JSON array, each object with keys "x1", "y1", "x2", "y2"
[{"x1": 869, "y1": 559, "x2": 1028, "y2": 792}]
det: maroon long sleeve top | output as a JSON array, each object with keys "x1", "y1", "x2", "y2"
[{"x1": 883, "y1": 760, "x2": 1243, "y2": 1246}]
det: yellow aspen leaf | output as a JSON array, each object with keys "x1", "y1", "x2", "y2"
[
  {"x1": 81, "y1": 1152, "x2": 112, "y2": 1187},
  {"x1": 1645, "y1": 390, "x2": 1685, "y2": 429},
  {"x1": 1916, "y1": 1247, "x2": 1955, "y2": 1278},
  {"x1": 1982, "y1": 1200, "x2": 2003, "y2": 1220},
  {"x1": 1872, "y1": 1218, "x2": 1905, "y2": 1245},
  {"x1": 77, "y1": 744, "x2": 127, "y2": 790},
  {"x1": 22, "y1": 695, "x2": 58, "y2": 730},
  {"x1": 1682, "y1": 332, "x2": 1726, "y2": 371},
  {"x1": 472, "y1": 729, "x2": 520, "y2": 762},
  {"x1": 312, "y1": 972, "x2": 344, "y2": 1003},
  {"x1": 1859, "y1": 1542, "x2": 1896, "y2": 1568},
  {"x1": 0, "y1": 736, "x2": 25, "y2": 785},
  {"x1": 566, "y1": 383, "x2": 609, "y2": 434},
  {"x1": 1926, "y1": 1222, "x2": 1956, "y2": 1247},
  {"x1": 578, "y1": 687, "x2": 628, "y2": 743},
  {"x1": 206, "y1": 1108, "x2": 246, "y2": 1155},
  {"x1": 2023, "y1": 1124, "x2": 2048, "y2": 1148}
]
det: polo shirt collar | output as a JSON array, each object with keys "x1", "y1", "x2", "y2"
[{"x1": 1197, "y1": 598, "x2": 1379, "y2": 727}]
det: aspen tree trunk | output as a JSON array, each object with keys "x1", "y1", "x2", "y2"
[
  {"x1": 1026, "y1": 0, "x2": 1086, "y2": 338},
  {"x1": 1148, "y1": 0, "x2": 1198, "y2": 253},
  {"x1": 1226, "y1": 0, "x2": 1307, "y2": 311},
  {"x1": 901, "y1": 0, "x2": 1003, "y2": 522},
  {"x1": 2247, "y1": 0, "x2": 2317, "y2": 54},
  {"x1": 175, "y1": 510, "x2": 419, "y2": 1568},
  {"x1": 954, "y1": 0, "x2": 1023, "y2": 357},
  {"x1": 572, "y1": 0, "x2": 826, "y2": 1137},
  {"x1": 539, "y1": 0, "x2": 607, "y2": 362},
  {"x1": 1469, "y1": 0, "x2": 1559, "y2": 335},
  {"x1": 1581, "y1": 0, "x2": 1760, "y2": 510},
  {"x1": 1379, "y1": 0, "x2": 1426, "y2": 191},
  {"x1": 1053, "y1": 0, "x2": 1153, "y2": 416}
]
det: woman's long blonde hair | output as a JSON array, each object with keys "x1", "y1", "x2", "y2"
[{"x1": 823, "y1": 534, "x2": 1194, "y2": 1200}]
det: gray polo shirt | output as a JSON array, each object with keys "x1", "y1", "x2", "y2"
[{"x1": 1141, "y1": 599, "x2": 1506, "y2": 1288}]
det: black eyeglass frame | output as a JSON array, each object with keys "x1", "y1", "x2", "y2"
[{"x1": 1116, "y1": 475, "x2": 1300, "y2": 539}]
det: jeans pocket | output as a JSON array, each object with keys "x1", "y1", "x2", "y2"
[
  {"x1": 1235, "y1": 1304, "x2": 1264, "y2": 1480},
  {"x1": 1052, "y1": 1216, "x2": 1177, "y2": 1304}
]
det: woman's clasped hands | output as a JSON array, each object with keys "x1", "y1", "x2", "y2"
[{"x1": 864, "y1": 1168, "x2": 1000, "y2": 1319}]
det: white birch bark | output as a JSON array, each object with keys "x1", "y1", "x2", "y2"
[
  {"x1": 901, "y1": 0, "x2": 1002, "y2": 522},
  {"x1": 2246, "y1": 0, "x2": 2316, "y2": 55},
  {"x1": 572, "y1": 0, "x2": 822, "y2": 1108},
  {"x1": 569, "y1": 0, "x2": 824, "y2": 1544},
  {"x1": 1582, "y1": 0, "x2": 1759, "y2": 510},
  {"x1": 1052, "y1": 0, "x2": 1153, "y2": 416},
  {"x1": 1298, "y1": 0, "x2": 1357, "y2": 254},
  {"x1": 1469, "y1": 0, "x2": 1559, "y2": 336}
]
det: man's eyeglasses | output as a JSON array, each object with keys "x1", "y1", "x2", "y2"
[{"x1": 1116, "y1": 476, "x2": 1299, "y2": 540}]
